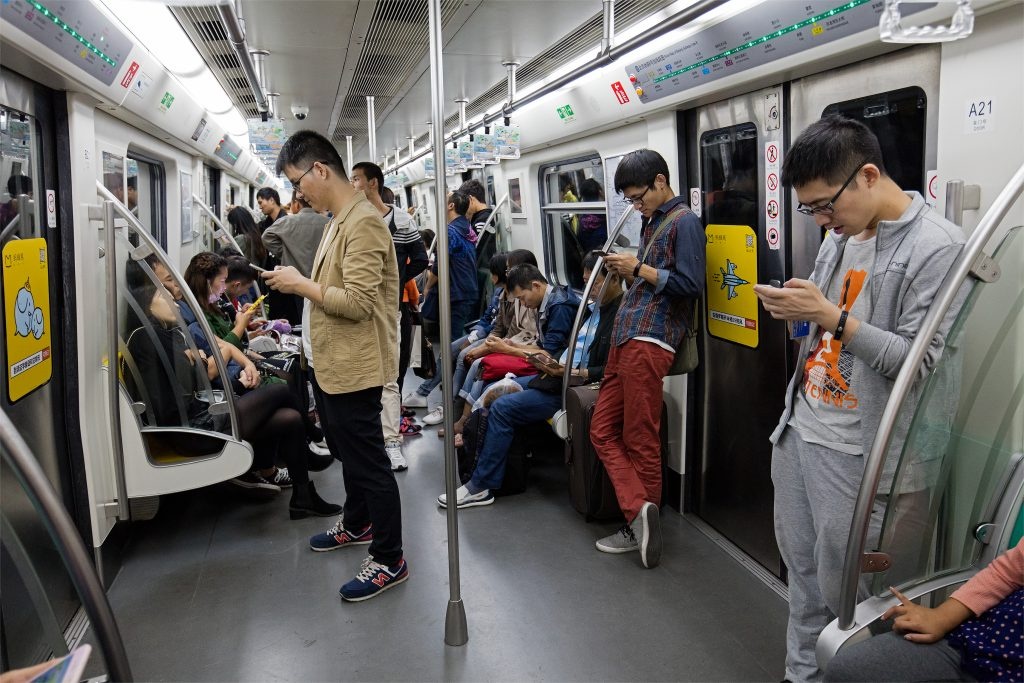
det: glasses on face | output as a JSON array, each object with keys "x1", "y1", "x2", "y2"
[
  {"x1": 795, "y1": 160, "x2": 869, "y2": 216},
  {"x1": 291, "y1": 163, "x2": 317, "y2": 194},
  {"x1": 620, "y1": 186, "x2": 650, "y2": 207}
]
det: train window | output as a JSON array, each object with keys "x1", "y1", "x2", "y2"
[
  {"x1": 539, "y1": 155, "x2": 606, "y2": 288},
  {"x1": 823, "y1": 86, "x2": 927, "y2": 193},
  {"x1": 0, "y1": 105, "x2": 43, "y2": 243},
  {"x1": 127, "y1": 154, "x2": 167, "y2": 249},
  {"x1": 700, "y1": 124, "x2": 759, "y2": 229}
]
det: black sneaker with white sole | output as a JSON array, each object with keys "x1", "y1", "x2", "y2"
[{"x1": 230, "y1": 471, "x2": 281, "y2": 493}]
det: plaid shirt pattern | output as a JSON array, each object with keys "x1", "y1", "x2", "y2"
[{"x1": 612, "y1": 198, "x2": 694, "y2": 349}]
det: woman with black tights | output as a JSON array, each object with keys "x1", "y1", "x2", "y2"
[{"x1": 125, "y1": 278, "x2": 339, "y2": 519}]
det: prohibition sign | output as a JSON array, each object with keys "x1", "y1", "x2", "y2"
[
  {"x1": 767, "y1": 227, "x2": 780, "y2": 247},
  {"x1": 767, "y1": 199, "x2": 779, "y2": 219},
  {"x1": 766, "y1": 144, "x2": 779, "y2": 164},
  {"x1": 767, "y1": 173, "x2": 779, "y2": 192}
]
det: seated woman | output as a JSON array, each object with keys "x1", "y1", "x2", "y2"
[
  {"x1": 438, "y1": 252, "x2": 623, "y2": 508},
  {"x1": 125, "y1": 277, "x2": 340, "y2": 518},
  {"x1": 184, "y1": 251, "x2": 257, "y2": 352},
  {"x1": 825, "y1": 540, "x2": 1023, "y2": 682}
]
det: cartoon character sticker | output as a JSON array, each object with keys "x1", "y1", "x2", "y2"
[{"x1": 14, "y1": 279, "x2": 45, "y2": 339}]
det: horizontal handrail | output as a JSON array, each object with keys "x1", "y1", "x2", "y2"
[
  {"x1": 837, "y1": 162, "x2": 1024, "y2": 630},
  {"x1": 0, "y1": 409, "x2": 133, "y2": 681}
]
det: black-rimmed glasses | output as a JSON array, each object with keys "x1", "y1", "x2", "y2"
[
  {"x1": 292, "y1": 163, "x2": 317, "y2": 193},
  {"x1": 621, "y1": 186, "x2": 650, "y2": 207},
  {"x1": 795, "y1": 160, "x2": 869, "y2": 216}
]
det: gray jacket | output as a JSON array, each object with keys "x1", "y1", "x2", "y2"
[
  {"x1": 771, "y1": 193, "x2": 968, "y2": 486},
  {"x1": 262, "y1": 208, "x2": 328, "y2": 278}
]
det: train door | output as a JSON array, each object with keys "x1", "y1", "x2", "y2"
[
  {"x1": 685, "y1": 85, "x2": 789, "y2": 578},
  {"x1": 0, "y1": 71, "x2": 82, "y2": 667},
  {"x1": 201, "y1": 164, "x2": 221, "y2": 251}
]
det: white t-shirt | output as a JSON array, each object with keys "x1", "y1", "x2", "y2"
[{"x1": 790, "y1": 235, "x2": 876, "y2": 454}]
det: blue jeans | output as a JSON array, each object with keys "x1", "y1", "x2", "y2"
[
  {"x1": 417, "y1": 300, "x2": 475, "y2": 396},
  {"x1": 470, "y1": 378, "x2": 561, "y2": 491}
]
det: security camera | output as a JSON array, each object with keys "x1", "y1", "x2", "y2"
[{"x1": 291, "y1": 104, "x2": 309, "y2": 121}]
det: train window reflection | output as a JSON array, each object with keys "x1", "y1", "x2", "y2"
[
  {"x1": 700, "y1": 123, "x2": 759, "y2": 229},
  {"x1": 0, "y1": 106, "x2": 42, "y2": 244},
  {"x1": 127, "y1": 154, "x2": 167, "y2": 249},
  {"x1": 539, "y1": 155, "x2": 605, "y2": 288}
]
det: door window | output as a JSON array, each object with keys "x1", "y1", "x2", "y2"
[
  {"x1": 538, "y1": 156, "x2": 607, "y2": 288},
  {"x1": 127, "y1": 155, "x2": 167, "y2": 249},
  {"x1": 1, "y1": 106, "x2": 42, "y2": 243},
  {"x1": 824, "y1": 86, "x2": 927, "y2": 193}
]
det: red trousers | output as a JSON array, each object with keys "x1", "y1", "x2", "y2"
[{"x1": 590, "y1": 339, "x2": 673, "y2": 522}]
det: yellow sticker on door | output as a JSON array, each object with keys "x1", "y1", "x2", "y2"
[
  {"x1": 4, "y1": 238, "x2": 52, "y2": 402},
  {"x1": 705, "y1": 224, "x2": 759, "y2": 348}
]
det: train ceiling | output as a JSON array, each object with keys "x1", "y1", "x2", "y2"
[{"x1": 173, "y1": 0, "x2": 677, "y2": 168}]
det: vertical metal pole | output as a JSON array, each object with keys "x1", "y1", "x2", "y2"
[
  {"x1": 366, "y1": 95, "x2": 377, "y2": 162},
  {"x1": 346, "y1": 135, "x2": 354, "y2": 173},
  {"x1": 102, "y1": 201, "x2": 131, "y2": 522},
  {"x1": 455, "y1": 98, "x2": 468, "y2": 132},
  {"x1": 407, "y1": 136, "x2": 416, "y2": 158},
  {"x1": 601, "y1": 0, "x2": 615, "y2": 54},
  {"x1": 429, "y1": 0, "x2": 468, "y2": 647},
  {"x1": 502, "y1": 61, "x2": 520, "y2": 104}
]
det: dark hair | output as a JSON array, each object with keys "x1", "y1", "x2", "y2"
[
  {"x1": 226, "y1": 256, "x2": 257, "y2": 284},
  {"x1": 582, "y1": 250, "x2": 601, "y2": 272},
  {"x1": 381, "y1": 186, "x2": 395, "y2": 205},
  {"x1": 276, "y1": 130, "x2": 347, "y2": 179},
  {"x1": 6, "y1": 174, "x2": 32, "y2": 196},
  {"x1": 352, "y1": 161, "x2": 385, "y2": 195},
  {"x1": 489, "y1": 252, "x2": 509, "y2": 284},
  {"x1": 782, "y1": 114, "x2": 886, "y2": 188},
  {"x1": 506, "y1": 263, "x2": 547, "y2": 291},
  {"x1": 184, "y1": 251, "x2": 228, "y2": 315},
  {"x1": 256, "y1": 187, "x2": 281, "y2": 205},
  {"x1": 505, "y1": 249, "x2": 538, "y2": 269},
  {"x1": 580, "y1": 178, "x2": 604, "y2": 202},
  {"x1": 127, "y1": 176, "x2": 137, "y2": 191},
  {"x1": 128, "y1": 278, "x2": 160, "y2": 328},
  {"x1": 291, "y1": 192, "x2": 311, "y2": 209},
  {"x1": 458, "y1": 179, "x2": 486, "y2": 203},
  {"x1": 420, "y1": 229, "x2": 436, "y2": 251},
  {"x1": 227, "y1": 206, "x2": 267, "y2": 263},
  {"x1": 613, "y1": 149, "x2": 670, "y2": 194},
  {"x1": 447, "y1": 190, "x2": 470, "y2": 217}
]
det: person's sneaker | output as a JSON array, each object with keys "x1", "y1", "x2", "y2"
[
  {"x1": 308, "y1": 439, "x2": 331, "y2": 456},
  {"x1": 309, "y1": 518, "x2": 373, "y2": 552},
  {"x1": 403, "y1": 392, "x2": 428, "y2": 408},
  {"x1": 422, "y1": 405, "x2": 444, "y2": 426},
  {"x1": 630, "y1": 501, "x2": 662, "y2": 568},
  {"x1": 229, "y1": 471, "x2": 281, "y2": 493},
  {"x1": 385, "y1": 441, "x2": 408, "y2": 472},
  {"x1": 339, "y1": 556, "x2": 409, "y2": 602},
  {"x1": 437, "y1": 484, "x2": 494, "y2": 509},
  {"x1": 269, "y1": 467, "x2": 293, "y2": 488},
  {"x1": 595, "y1": 525, "x2": 639, "y2": 554},
  {"x1": 401, "y1": 407, "x2": 417, "y2": 418}
]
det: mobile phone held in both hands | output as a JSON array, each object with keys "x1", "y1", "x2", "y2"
[{"x1": 769, "y1": 279, "x2": 809, "y2": 338}]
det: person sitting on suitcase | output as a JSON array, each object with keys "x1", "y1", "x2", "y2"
[
  {"x1": 437, "y1": 262, "x2": 585, "y2": 508},
  {"x1": 594, "y1": 149, "x2": 706, "y2": 569}
]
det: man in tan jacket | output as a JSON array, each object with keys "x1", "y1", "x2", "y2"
[{"x1": 263, "y1": 130, "x2": 407, "y2": 602}]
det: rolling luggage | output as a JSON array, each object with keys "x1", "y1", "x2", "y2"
[{"x1": 565, "y1": 384, "x2": 668, "y2": 522}]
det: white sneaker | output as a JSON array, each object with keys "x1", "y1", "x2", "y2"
[
  {"x1": 309, "y1": 439, "x2": 330, "y2": 456},
  {"x1": 403, "y1": 392, "x2": 428, "y2": 408},
  {"x1": 422, "y1": 405, "x2": 444, "y2": 426},
  {"x1": 385, "y1": 440, "x2": 408, "y2": 471},
  {"x1": 437, "y1": 484, "x2": 494, "y2": 509}
]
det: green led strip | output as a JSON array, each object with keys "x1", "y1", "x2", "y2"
[
  {"x1": 28, "y1": 0, "x2": 118, "y2": 68},
  {"x1": 652, "y1": 0, "x2": 871, "y2": 84}
]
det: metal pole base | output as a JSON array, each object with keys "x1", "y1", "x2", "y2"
[{"x1": 444, "y1": 599, "x2": 468, "y2": 646}]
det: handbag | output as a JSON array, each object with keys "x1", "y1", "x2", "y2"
[
  {"x1": 637, "y1": 205, "x2": 700, "y2": 376},
  {"x1": 479, "y1": 353, "x2": 536, "y2": 381}
]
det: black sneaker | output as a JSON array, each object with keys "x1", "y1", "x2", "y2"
[{"x1": 230, "y1": 471, "x2": 281, "y2": 493}]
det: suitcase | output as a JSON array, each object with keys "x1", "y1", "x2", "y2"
[
  {"x1": 565, "y1": 384, "x2": 668, "y2": 522},
  {"x1": 565, "y1": 384, "x2": 623, "y2": 522}
]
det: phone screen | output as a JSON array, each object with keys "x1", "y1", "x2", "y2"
[{"x1": 30, "y1": 645, "x2": 91, "y2": 683}]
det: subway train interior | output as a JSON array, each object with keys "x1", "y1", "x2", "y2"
[{"x1": 1, "y1": 0, "x2": 1022, "y2": 680}]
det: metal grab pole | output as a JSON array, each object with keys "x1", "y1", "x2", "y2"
[
  {"x1": 429, "y1": 0, "x2": 468, "y2": 647},
  {"x1": 0, "y1": 410, "x2": 134, "y2": 682},
  {"x1": 561, "y1": 207, "x2": 635, "y2": 409},
  {"x1": 836, "y1": 162, "x2": 1024, "y2": 631},
  {"x1": 366, "y1": 96, "x2": 377, "y2": 162},
  {"x1": 346, "y1": 136, "x2": 354, "y2": 174},
  {"x1": 191, "y1": 195, "x2": 266, "y2": 319},
  {"x1": 101, "y1": 201, "x2": 131, "y2": 522}
]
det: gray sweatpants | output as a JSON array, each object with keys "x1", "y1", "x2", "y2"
[
  {"x1": 772, "y1": 428, "x2": 884, "y2": 683},
  {"x1": 824, "y1": 632, "x2": 972, "y2": 682}
]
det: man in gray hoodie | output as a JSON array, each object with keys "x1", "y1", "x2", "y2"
[{"x1": 754, "y1": 115, "x2": 967, "y2": 683}]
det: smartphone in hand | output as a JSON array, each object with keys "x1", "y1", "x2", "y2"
[
  {"x1": 30, "y1": 644, "x2": 92, "y2": 683},
  {"x1": 528, "y1": 352, "x2": 561, "y2": 370}
]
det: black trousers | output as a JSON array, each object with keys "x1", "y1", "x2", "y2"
[
  {"x1": 235, "y1": 383, "x2": 309, "y2": 487},
  {"x1": 397, "y1": 303, "x2": 414, "y2": 393},
  {"x1": 310, "y1": 371, "x2": 403, "y2": 566}
]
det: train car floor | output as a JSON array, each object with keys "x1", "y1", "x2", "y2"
[{"x1": 89, "y1": 402, "x2": 787, "y2": 681}]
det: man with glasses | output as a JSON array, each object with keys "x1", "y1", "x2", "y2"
[
  {"x1": 262, "y1": 131, "x2": 407, "y2": 603},
  {"x1": 753, "y1": 115, "x2": 967, "y2": 683},
  {"x1": 591, "y1": 149, "x2": 706, "y2": 569}
]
